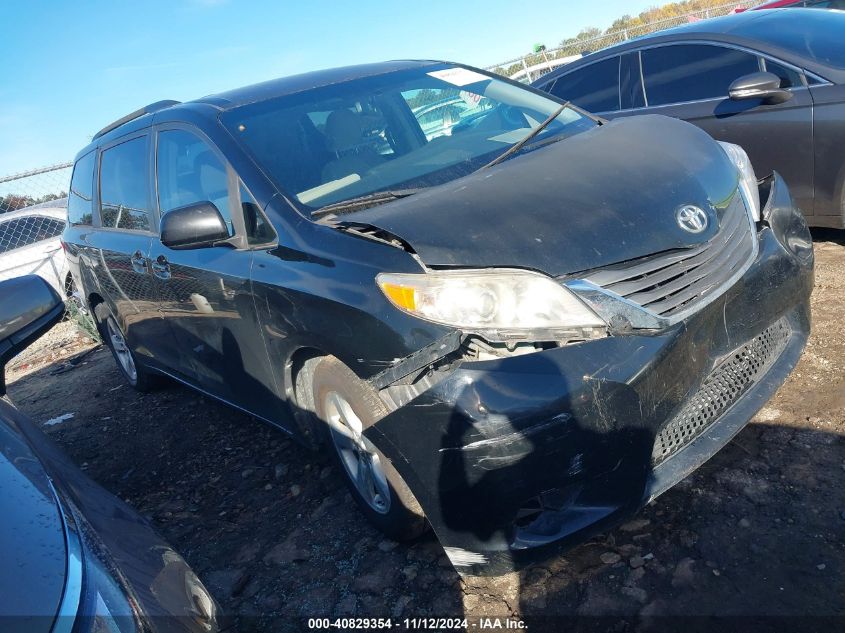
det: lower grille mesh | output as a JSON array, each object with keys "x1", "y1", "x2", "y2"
[{"x1": 652, "y1": 318, "x2": 791, "y2": 464}]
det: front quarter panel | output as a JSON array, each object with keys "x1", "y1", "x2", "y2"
[
  {"x1": 361, "y1": 174, "x2": 813, "y2": 575},
  {"x1": 250, "y1": 208, "x2": 454, "y2": 389}
]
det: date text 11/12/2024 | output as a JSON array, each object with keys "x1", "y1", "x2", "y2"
[{"x1": 307, "y1": 617, "x2": 527, "y2": 629}]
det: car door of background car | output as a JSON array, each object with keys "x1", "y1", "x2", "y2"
[
  {"x1": 615, "y1": 44, "x2": 815, "y2": 217},
  {"x1": 806, "y1": 79, "x2": 845, "y2": 223},
  {"x1": 150, "y1": 125, "x2": 280, "y2": 417},
  {"x1": 83, "y1": 133, "x2": 164, "y2": 365}
]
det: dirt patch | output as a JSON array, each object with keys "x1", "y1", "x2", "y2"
[
  {"x1": 7, "y1": 319, "x2": 97, "y2": 379},
  {"x1": 7, "y1": 233, "x2": 845, "y2": 631}
]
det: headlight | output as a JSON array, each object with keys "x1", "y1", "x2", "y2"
[
  {"x1": 75, "y1": 529, "x2": 141, "y2": 633},
  {"x1": 377, "y1": 269, "x2": 606, "y2": 343},
  {"x1": 718, "y1": 141, "x2": 761, "y2": 221}
]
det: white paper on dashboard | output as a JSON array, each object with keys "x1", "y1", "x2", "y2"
[{"x1": 427, "y1": 68, "x2": 489, "y2": 87}]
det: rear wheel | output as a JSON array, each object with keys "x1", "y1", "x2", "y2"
[
  {"x1": 100, "y1": 312, "x2": 160, "y2": 392},
  {"x1": 311, "y1": 356, "x2": 427, "y2": 541}
]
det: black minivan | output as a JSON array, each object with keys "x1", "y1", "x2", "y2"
[{"x1": 64, "y1": 60, "x2": 813, "y2": 575}]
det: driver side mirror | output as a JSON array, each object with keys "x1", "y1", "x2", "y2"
[
  {"x1": 160, "y1": 201, "x2": 231, "y2": 250},
  {"x1": 0, "y1": 275, "x2": 64, "y2": 396},
  {"x1": 729, "y1": 71, "x2": 793, "y2": 105}
]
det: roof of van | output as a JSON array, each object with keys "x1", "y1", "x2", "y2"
[
  {"x1": 192, "y1": 60, "x2": 441, "y2": 108},
  {"x1": 79, "y1": 60, "x2": 446, "y2": 158}
]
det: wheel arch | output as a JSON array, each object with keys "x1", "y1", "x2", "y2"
[
  {"x1": 88, "y1": 293, "x2": 109, "y2": 325},
  {"x1": 286, "y1": 345, "x2": 329, "y2": 450}
]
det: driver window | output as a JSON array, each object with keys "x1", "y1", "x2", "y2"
[{"x1": 156, "y1": 129, "x2": 234, "y2": 236}]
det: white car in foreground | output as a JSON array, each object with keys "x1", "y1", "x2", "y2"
[{"x1": 0, "y1": 199, "x2": 70, "y2": 296}]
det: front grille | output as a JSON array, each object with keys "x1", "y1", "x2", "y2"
[
  {"x1": 652, "y1": 318, "x2": 791, "y2": 464},
  {"x1": 584, "y1": 192, "x2": 755, "y2": 319}
]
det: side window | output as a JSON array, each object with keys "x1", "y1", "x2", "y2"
[
  {"x1": 100, "y1": 136, "x2": 152, "y2": 231},
  {"x1": 763, "y1": 59, "x2": 803, "y2": 89},
  {"x1": 620, "y1": 53, "x2": 646, "y2": 109},
  {"x1": 68, "y1": 151, "x2": 95, "y2": 225},
  {"x1": 240, "y1": 183, "x2": 276, "y2": 245},
  {"x1": 0, "y1": 216, "x2": 65, "y2": 254},
  {"x1": 156, "y1": 129, "x2": 234, "y2": 236},
  {"x1": 547, "y1": 57, "x2": 621, "y2": 113},
  {"x1": 641, "y1": 45, "x2": 759, "y2": 106}
]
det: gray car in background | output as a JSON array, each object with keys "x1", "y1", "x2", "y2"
[{"x1": 532, "y1": 9, "x2": 845, "y2": 228}]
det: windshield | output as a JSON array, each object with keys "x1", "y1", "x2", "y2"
[
  {"x1": 221, "y1": 64, "x2": 594, "y2": 212},
  {"x1": 732, "y1": 10, "x2": 845, "y2": 70}
]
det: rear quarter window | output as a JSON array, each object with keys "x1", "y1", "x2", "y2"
[
  {"x1": 0, "y1": 216, "x2": 65, "y2": 255},
  {"x1": 68, "y1": 150, "x2": 96, "y2": 225}
]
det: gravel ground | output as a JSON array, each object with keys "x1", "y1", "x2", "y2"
[{"x1": 6, "y1": 232, "x2": 845, "y2": 632}]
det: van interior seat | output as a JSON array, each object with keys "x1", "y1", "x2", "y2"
[{"x1": 321, "y1": 109, "x2": 385, "y2": 183}]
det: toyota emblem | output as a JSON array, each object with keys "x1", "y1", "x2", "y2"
[{"x1": 676, "y1": 205, "x2": 709, "y2": 234}]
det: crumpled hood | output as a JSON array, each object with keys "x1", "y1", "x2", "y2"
[{"x1": 350, "y1": 115, "x2": 741, "y2": 276}]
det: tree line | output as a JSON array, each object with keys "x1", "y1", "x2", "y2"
[{"x1": 0, "y1": 192, "x2": 67, "y2": 214}]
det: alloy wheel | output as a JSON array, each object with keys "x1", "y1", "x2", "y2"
[
  {"x1": 323, "y1": 391, "x2": 391, "y2": 514},
  {"x1": 106, "y1": 317, "x2": 137, "y2": 382}
]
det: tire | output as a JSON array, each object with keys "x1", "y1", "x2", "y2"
[
  {"x1": 311, "y1": 356, "x2": 427, "y2": 541},
  {"x1": 99, "y1": 312, "x2": 160, "y2": 393}
]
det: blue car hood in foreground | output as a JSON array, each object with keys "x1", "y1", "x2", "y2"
[{"x1": 0, "y1": 409, "x2": 65, "y2": 632}]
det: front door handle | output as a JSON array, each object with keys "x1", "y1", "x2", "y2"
[
  {"x1": 130, "y1": 250, "x2": 148, "y2": 274},
  {"x1": 152, "y1": 255, "x2": 171, "y2": 280}
]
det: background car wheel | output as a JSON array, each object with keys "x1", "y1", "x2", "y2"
[
  {"x1": 311, "y1": 356, "x2": 427, "y2": 541},
  {"x1": 99, "y1": 313, "x2": 160, "y2": 392}
]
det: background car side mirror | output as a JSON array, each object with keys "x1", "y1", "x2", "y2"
[
  {"x1": 160, "y1": 201, "x2": 231, "y2": 250},
  {"x1": 729, "y1": 72, "x2": 793, "y2": 105},
  {"x1": 0, "y1": 275, "x2": 64, "y2": 396}
]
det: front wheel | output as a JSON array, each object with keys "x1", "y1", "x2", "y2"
[{"x1": 311, "y1": 357, "x2": 427, "y2": 541}]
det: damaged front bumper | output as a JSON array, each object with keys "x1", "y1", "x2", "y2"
[{"x1": 364, "y1": 173, "x2": 813, "y2": 575}]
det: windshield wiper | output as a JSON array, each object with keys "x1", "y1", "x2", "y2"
[
  {"x1": 478, "y1": 101, "x2": 570, "y2": 171},
  {"x1": 311, "y1": 188, "x2": 427, "y2": 219}
]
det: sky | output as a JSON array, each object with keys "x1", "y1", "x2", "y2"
[{"x1": 0, "y1": 0, "x2": 656, "y2": 175}]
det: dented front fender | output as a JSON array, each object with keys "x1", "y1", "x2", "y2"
[{"x1": 364, "y1": 174, "x2": 813, "y2": 575}]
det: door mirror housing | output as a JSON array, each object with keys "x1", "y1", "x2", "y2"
[
  {"x1": 729, "y1": 71, "x2": 793, "y2": 105},
  {"x1": 160, "y1": 202, "x2": 231, "y2": 250},
  {"x1": 0, "y1": 275, "x2": 64, "y2": 396}
]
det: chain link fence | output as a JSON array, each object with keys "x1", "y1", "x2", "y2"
[
  {"x1": 0, "y1": 163, "x2": 100, "y2": 340},
  {"x1": 0, "y1": 163, "x2": 72, "y2": 215},
  {"x1": 485, "y1": 0, "x2": 759, "y2": 82}
]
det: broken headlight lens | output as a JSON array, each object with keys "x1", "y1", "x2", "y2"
[
  {"x1": 718, "y1": 141, "x2": 761, "y2": 222},
  {"x1": 377, "y1": 269, "x2": 606, "y2": 343}
]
